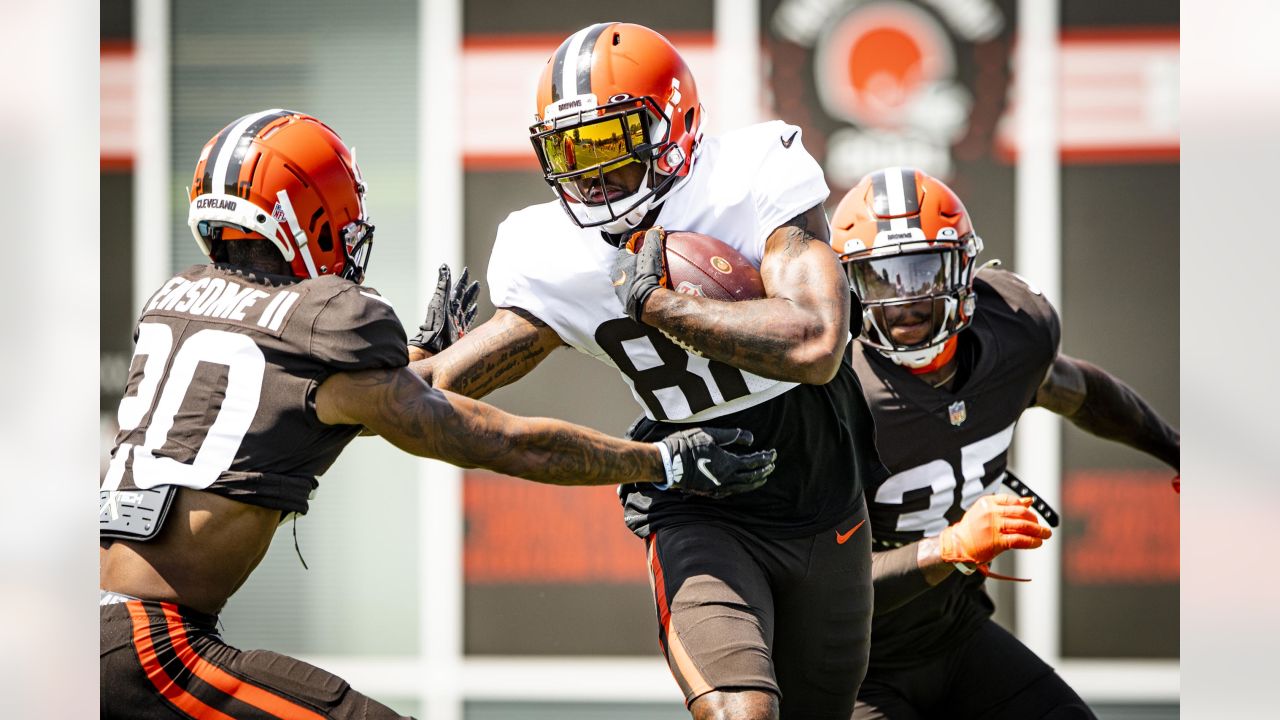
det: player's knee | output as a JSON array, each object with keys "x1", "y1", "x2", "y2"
[{"x1": 690, "y1": 689, "x2": 779, "y2": 720}]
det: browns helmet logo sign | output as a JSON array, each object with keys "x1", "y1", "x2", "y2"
[{"x1": 769, "y1": 0, "x2": 1007, "y2": 188}]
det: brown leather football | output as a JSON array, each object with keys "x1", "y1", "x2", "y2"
[{"x1": 659, "y1": 231, "x2": 765, "y2": 301}]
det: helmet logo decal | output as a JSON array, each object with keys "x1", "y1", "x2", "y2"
[
  {"x1": 842, "y1": 239, "x2": 866, "y2": 253},
  {"x1": 662, "y1": 77, "x2": 683, "y2": 127},
  {"x1": 937, "y1": 226, "x2": 958, "y2": 239},
  {"x1": 544, "y1": 94, "x2": 598, "y2": 122},
  {"x1": 195, "y1": 197, "x2": 238, "y2": 211},
  {"x1": 873, "y1": 226, "x2": 927, "y2": 244},
  {"x1": 274, "y1": 189, "x2": 316, "y2": 276}
]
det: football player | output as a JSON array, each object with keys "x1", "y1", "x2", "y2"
[
  {"x1": 830, "y1": 167, "x2": 1180, "y2": 720},
  {"x1": 415, "y1": 23, "x2": 886, "y2": 720},
  {"x1": 99, "y1": 110, "x2": 775, "y2": 720}
]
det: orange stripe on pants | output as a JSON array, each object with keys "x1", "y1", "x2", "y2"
[
  {"x1": 161, "y1": 604, "x2": 326, "y2": 720},
  {"x1": 646, "y1": 534, "x2": 713, "y2": 704},
  {"x1": 127, "y1": 601, "x2": 236, "y2": 720},
  {"x1": 648, "y1": 534, "x2": 672, "y2": 632}
]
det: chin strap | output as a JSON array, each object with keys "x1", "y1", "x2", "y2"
[{"x1": 905, "y1": 336, "x2": 959, "y2": 375}]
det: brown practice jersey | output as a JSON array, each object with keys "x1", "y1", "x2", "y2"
[
  {"x1": 849, "y1": 268, "x2": 1060, "y2": 667},
  {"x1": 100, "y1": 264, "x2": 407, "y2": 530}
]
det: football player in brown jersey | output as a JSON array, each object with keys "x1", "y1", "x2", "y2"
[
  {"x1": 830, "y1": 167, "x2": 1179, "y2": 720},
  {"x1": 99, "y1": 110, "x2": 776, "y2": 720}
]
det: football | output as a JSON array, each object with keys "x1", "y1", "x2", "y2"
[{"x1": 654, "y1": 230, "x2": 765, "y2": 301}]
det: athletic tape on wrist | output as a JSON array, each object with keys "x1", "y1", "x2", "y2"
[{"x1": 653, "y1": 441, "x2": 674, "y2": 490}]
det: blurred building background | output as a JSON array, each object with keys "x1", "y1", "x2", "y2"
[{"x1": 101, "y1": 0, "x2": 1179, "y2": 717}]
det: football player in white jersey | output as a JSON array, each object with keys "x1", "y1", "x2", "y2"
[{"x1": 415, "y1": 22, "x2": 887, "y2": 720}]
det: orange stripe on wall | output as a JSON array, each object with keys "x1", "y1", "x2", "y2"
[
  {"x1": 1059, "y1": 26, "x2": 1179, "y2": 44},
  {"x1": 464, "y1": 471, "x2": 648, "y2": 584},
  {"x1": 127, "y1": 602, "x2": 237, "y2": 720},
  {"x1": 463, "y1": 152, "x2": 540, "y2": 171},
  {"x1": 161, "y1": 604, "x2": 327, "y2": 720},
  {"x1": 1063, "y1": 470, "x2": 1179, "y2": 584}
]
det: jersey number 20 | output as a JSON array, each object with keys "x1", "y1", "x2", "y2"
[{"x1": 103, "y1": 322, "x2": 265, "y2": 492}]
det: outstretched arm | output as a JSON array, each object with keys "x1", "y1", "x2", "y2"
[
  {"x1": 626, "y1": 204, "x2": 851, "y2": 385},
  {"x1": 409, "y1": 307, "x2": 565, "y2": 399},
  {"x1": 314, "y1": 366, "x2": 774, "y2": 493},
  {"x1": 1034, "y1": 354, "x2": 1179, "y2": 470}
]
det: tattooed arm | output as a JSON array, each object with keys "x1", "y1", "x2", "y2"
[
  {"x1": 317, "y1": 366, "x2": 659, "y2": 485},
  {"x1": 409, "y1": 307, "x2": 565, "y2": 399},
  {"x1": 315, "y1": 366, "x2": 776, "y2": 491},
  {"x1": 638, "y1": 204, "x2": 851, "y2": 385},
  {"x1": 1034, "y1": 354, "x2": 1180, "y2": 469}
]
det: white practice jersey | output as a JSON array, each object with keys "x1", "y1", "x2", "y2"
[{"x1": 488, "y1": 121, "x2": 829, "y2": 423}]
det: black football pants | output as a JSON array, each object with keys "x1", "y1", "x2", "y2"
[
  {"x1": 646, "y1": 495, "x2": 873, "y2": 719},
  {"x1": 854, "y1": 619, "x2": 1096, "y2": 719}
]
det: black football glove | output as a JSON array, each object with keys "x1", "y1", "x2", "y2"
[
  {"x1": 655, "y1": 427, "x2": 776, "y2": 499},
  {"x1": 611, "y1": 226, "x2": 669, "y2": 321},
  {"x1": 409, "y1": 264, "x2": 480, "y2": 354}
]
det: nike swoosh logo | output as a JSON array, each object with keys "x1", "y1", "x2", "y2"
[
  {"x1": 696, "y1": 458, "x2": 721, "y2": 486},
  {"x1": 836, "y1": 519, "x2": 866, "y2": 545},
  {"x1": 612, "y1": 270, "x2": 627, "y2": 287},
  {"x1": 780, "y1": 131, "x2": 799, "y2": 149}
]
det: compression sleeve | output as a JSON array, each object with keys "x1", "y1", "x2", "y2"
[{"x1": 871, "y1": 543, "x2": 937, "y2": 615}]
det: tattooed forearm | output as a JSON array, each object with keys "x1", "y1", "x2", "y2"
[
  {"x1": 411, "y1": 307, "x2": 561, "y2": 399},
  {"x1": 490, "y1": 417, "x2": 662, "y2": 486},
  {"x1": 445, "y1": 329, "x2": 545, "y2": 398},
  {"x1": 336, "y1": 367, "x2": 662, "y2": 485},
  {"x1": 640, "y1": 204, "x2": 849, "y2": 384}
]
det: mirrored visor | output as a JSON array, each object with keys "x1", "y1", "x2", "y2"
[
  {"x1": 848, "y1": 250, "x2": 958, "y2": 302},
  {"x1": 538, "y1": 111, "x2": 647, "y2": 176}
]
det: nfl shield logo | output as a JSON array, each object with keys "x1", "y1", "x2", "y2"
[{"x1": 948, "y1": 400, "x2": 967, "y2": 427}]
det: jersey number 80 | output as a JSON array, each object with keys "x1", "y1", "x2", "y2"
[{"x1": 595, "y1": 318, "x2": 750, "y2": 421}]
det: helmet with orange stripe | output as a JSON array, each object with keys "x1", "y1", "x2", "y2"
[
  {"x1": 529, "y1": 22, "x2": 704, "y2": 236},
  {"x1": 187, "y1": 110, "x2": 374, "y2": 282},
  {"x1": 831, "y1": 167, "x2": 983, "y2": 369}
]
